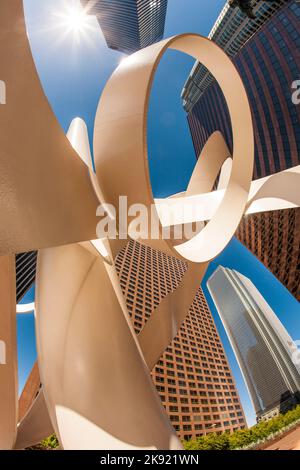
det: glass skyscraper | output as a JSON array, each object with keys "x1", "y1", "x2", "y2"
[
  {"x1": 181, "y1": 0, "x2": 288, "y2": 113},
  {"x1": 207, "y1": 267, "x2": 300, "y2": 422},
  {"x1": 184, "y1": 0, "x2": 299, "y2": 178},
  {"x1": 183, "y1": 0, "x2": 300, "y2": 301},
  {"x1": 81, "y1": 0, "x2": 168, "y2": 54},
  {"x1": 16, "y1": 252, "x2": 37, "y2": 302}
]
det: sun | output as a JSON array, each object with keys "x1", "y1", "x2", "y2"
[
  {"x1": 53, "y1": 2, "x2": 91, "y2": 43},
  {"x1": 63, "y1": 7, "x2": 89, "y2": 34}
]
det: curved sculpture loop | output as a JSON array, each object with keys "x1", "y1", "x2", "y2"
[
  {"x1": 94, "y1": 36, "x2": 254, "y2": 264},
  {"x1": 0, "y1": 0, "x2": 299, "y2": 451}
]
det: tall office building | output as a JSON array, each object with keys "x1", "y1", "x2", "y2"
[
  {"x1": 182, "y1": 0, "x2": 288, "y2": 114},
  {"x1": 18, "y1": 362, "x2": 41, "y2": 422},
  {"x1": 16, "y1": 251, "x2": 37, "y2": 303},
  {"x1": 115, "y1": 241, "x2": 246, "y2": 440},
  {"x1": 182, "y1": 0, "x2": 300, "y2": 300},
  {"x1": 236, "y1": 208, "x2": 300, "y2": 301},
  {"x1": 207, "y1": 266, "x2": 300, "y2": 422},
  {"x1": 81, "y1": 0, "x2": 168, "y2": 54}
]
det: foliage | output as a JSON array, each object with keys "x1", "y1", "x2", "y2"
[
  {"x1": 183, "y1": 404, "x2": 300, "y2": 450},
  {"x1": 40, "y1": 434, "x2": 59, "y2": 449}
]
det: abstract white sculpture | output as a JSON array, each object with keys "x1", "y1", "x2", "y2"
[{"x1": 0, "y1": 0, "x2": 299, "y2": 451}]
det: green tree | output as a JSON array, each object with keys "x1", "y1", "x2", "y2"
[{"x1": 183, "y1": 405, "x2": 300, "y2": 451}]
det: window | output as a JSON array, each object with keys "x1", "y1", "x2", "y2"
[
  {"x1": 182, "y1": 416, "x2": 191, "y2": 422},
  {"x1": 170, "y1": 415, "x2": 178, "y2": 422},
  {"x1": 169, "y1": 406, "x2": 178, "y2": 412},
  {"x1": 183, "y1": 425, "x2": 192, "y2": 431}
]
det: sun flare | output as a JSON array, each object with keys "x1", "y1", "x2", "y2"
[
  {"x1": 53, "y1": 2, "x2": 91, "y2": 43},
  {"x1": 63, "y1": 7, "x2": 89, "y2": 33}
]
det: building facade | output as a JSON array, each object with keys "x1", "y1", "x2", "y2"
[
  {"x1": 81, "y1": 0, "x2": 168, "y2": 54},
  {"x1": 16, "y1": 251, "x2": 37, "y2": 303},
  {"x1": 207, "y1": 267, "x2": 300, "y2": 422},
  {"x1": 236, "y1": 208, "x2": 300, "y2": 301},
  {"x1": 185, "y1": 0, "x2": 299, "y2": 179},
  {"x1": 183, "y1": 0, "x2": 300, "y2": 300},
  {"x1": 115, "y1": 241, "x2": 246, "y2": 440},
  {"x1": 18, "y1": 362, "x2": 41, "y2": 422},
  {"x1": 182, "y1": 0, "x2": 289, "y2": 114}
]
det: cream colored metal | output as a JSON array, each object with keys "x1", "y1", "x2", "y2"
[
  {"x1": 35, "y1": 243, "x2": 182, "y2": 450},
  {"x1": 136, "y1": 132, "x2": 228, "y2": 369},
  {"x1": 15, "y1": 389, "x2": 54, "y2": 450},
  {"x1": 16, "y1": 302, "x2": 35, "y2": 314},
  {"x1": 94, "y1": 38, "x2": 254, "y2": 263},
  {"x1": 155, "y1": 131, "x2": 230, "y2": 229},
  {"x1": 155, "y1": 166, "x2": 300, "y2": 227},
  {"x1": 186, "y1": 131, "x2": 232, "y2": 197},
  {"x1": 92, "y1": 39, "x2": 254, "y2": 371},
  {"x1": 0, "y1": 255, "x2": 17, "y2": 450},
  {"x1": 0, "y1": 4, "x2": 255, "y2": 448},
  {"x1": 246, "y1": 166, "x2": 300, "y2": 214},
  {"x1": 67, "y1": 117, "x2": 127, "y2": 262},
  {"x1": 0, "y1": 1, "x2": 99, "y2": 256},
  {"x1": 67, "y1": 118, "x2": 94, "y2": 172},
  {"x1": 217, "y1": 158, "x2": 233, "y2": 190}
]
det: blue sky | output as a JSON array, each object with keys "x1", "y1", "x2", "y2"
[{"x1": 19, "y1": 0, "x2": 300, "y2": 428}]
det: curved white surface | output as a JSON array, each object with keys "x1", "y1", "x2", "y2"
[
  {"x1": 155, "y1": 165, "x2": 300, "y2": 227},
  {"x1": 16, "y1": 302, "x2": 35, "y2": 314},
  {"x1": 15, "y1": 389, "x2": 54, "y2": 450},
  {"x1": 36, "y1": 243, "x2": 182, "y2": 450}
]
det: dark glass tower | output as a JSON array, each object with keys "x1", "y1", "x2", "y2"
[
  {"x1": 16, "y1": 252, "x2": 37, "y2": 303},
  {"x1": 81, "y1": 0, "x2": 168, "y2": 54},
  {"x1": 185, "y1": 0, "x2": 299, "y2": 179},
  {"x1": 207, "y1": 267, "x2": 300, "y2": 421},
  {"x1": 183, "y1": 0, "x2": 300, "y2": 300}
]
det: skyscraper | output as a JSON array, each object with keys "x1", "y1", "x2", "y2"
[
  {"x1": 16, "y1": 251, "x2": 37, "y2": 302},
  {"x1": 182, "y1": 0, "x2": 300, "y2": 300},
  {"x1": 207, "y1": 266, "x2": 300, "y2": 422},
  {"x1": 115, "y1": 241, "x2": 246, "y2": 440},
  {"x1": 81, "y1": 0, "x2": 168, "y2": 54},
  {"x1": 236, "y1": 208, "x2": 300, "y2": 301},
  {"x1": 18, "y1": 362, "x2": 41, "y2": 422},
  {"x1": 182, "y1": 0, "x2": 288, "y2": 114}
]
